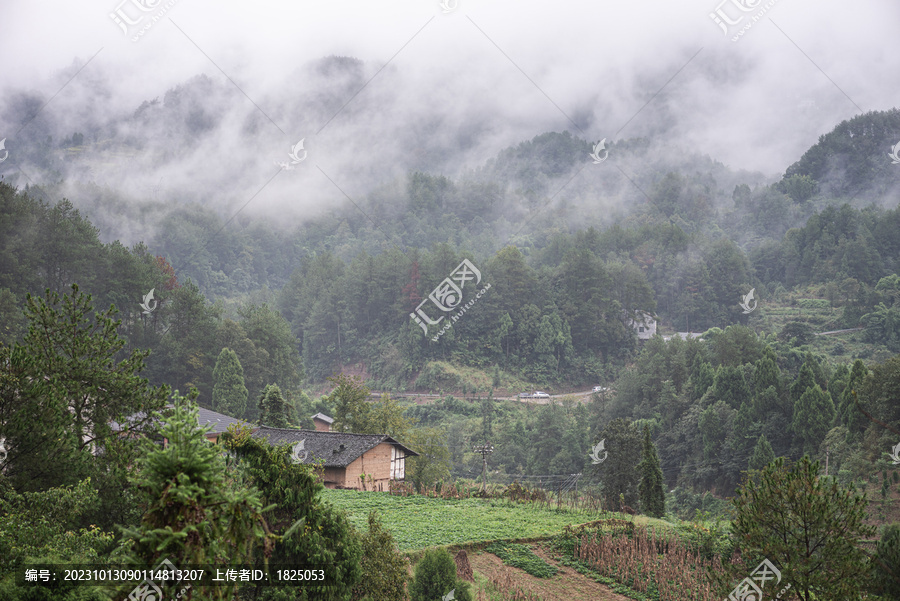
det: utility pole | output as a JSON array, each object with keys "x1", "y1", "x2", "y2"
[
  {"x1": 473, "y1": 442, "x2": 494, "y2": 493},
  {"x1": 825, "y1": 447, "x2": 830, "y2": 477}
]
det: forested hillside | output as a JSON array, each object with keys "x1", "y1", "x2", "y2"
[
  {"x1": 3, "y1": 108, "x2": 900, "y2": 389},
  {"x1": 2, "y1": 102, "x2": 900, "y2": 489},
  {"x1": 2, "y1": 76, "x2": 900, "y2": 599}
]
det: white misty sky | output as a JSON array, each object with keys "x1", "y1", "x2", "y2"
[{"x1": 1, "y1": 0, "x2": 897, "y2": 176}]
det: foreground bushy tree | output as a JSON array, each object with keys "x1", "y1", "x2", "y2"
[
  {"x1": 409, "y1": 548, "x2": 472, "y2": 601},
  {"x1": 353, "y1": 511, "x2": 409, "y2": 601},
  {"x1": 0, "y1": 478, "x2": 115, "y2": 600},
  {"x1": 114, "y1": 392, "x2": 275, "y2": 601},
  {"x1": 220, "y1": 423, "x2": 361, "y2": 601},
  {"x1": 727, "y1": 456, "x2": 875, "y2": 600},
  {"x1": 0, "y1": 284, "x2": 170, "y2": 527}
]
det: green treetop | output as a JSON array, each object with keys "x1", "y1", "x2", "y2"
[{"x1": 212, "y1": 347, "x2": 248, "y2": 418}]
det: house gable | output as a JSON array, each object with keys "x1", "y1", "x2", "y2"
[
  {"x1": 311, "y1": 413, "x2": 334, "y2": 432},
  {"x1": 252, "y1": 427, "x2": 417, "y2": 490}
]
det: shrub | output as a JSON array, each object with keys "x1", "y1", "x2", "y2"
[
  {"x1": 409, "y1": 548, "x2": 472, "y2": 601},
  {"x1": 354, "y1": 511, "x2": 410, "y2": 601}
]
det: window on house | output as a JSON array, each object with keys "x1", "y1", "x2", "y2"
[{"x1": 639, "y1": 327, "x2": 645, "y2": 332}]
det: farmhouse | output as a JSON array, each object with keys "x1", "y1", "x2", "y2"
[
  {"x1": 252, "y1": 426, "x2": 418, "y2": 491},
  {"x1": 311, "y1": 412, "x2": 334, "y2": 431},
  {"x1": 626, "y1": 310, "x2": 657, "y2": 340}
]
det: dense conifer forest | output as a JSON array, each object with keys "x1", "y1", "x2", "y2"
[{"x1": 2, "y1": 3, "x2": 900, "y2": 597}]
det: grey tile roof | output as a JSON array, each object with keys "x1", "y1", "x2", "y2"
[
  {"x1": 311, "y1": 413, "x2": 334, "y2": 424},
  {"x1": 252, "y1": 426, "x2": 418, "y2": 468},
  {"x1": 196, "y1": 406, "x2": 252, "y2": 434},
  {"x1": 112, "y1": 405, "x2": 251, "y2": 435}
]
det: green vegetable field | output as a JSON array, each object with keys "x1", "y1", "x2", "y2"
[{"x1": 320, "y1": 490, "x2": 604, "y2": 551}]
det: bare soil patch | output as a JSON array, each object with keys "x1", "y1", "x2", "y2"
[{"x1": 469, "y1": 543, "x2": 632, "y2": 601}]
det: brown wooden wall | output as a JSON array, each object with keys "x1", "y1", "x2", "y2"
[
  {"x1": 323, "y1": 467, "x2": 344, "y2": 488},
  {"x1": 325, "y1": 442, "x2": 397, "y2": 490}
]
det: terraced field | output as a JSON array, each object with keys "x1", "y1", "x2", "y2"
[{"x1": 320, "y1": 489, "x2": 613, "y2": 551}]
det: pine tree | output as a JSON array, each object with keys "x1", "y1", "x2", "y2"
[
  {"x1": 791, "y1": 384, "x2": 836, "y2": 455},
  {"x1": 730, "y1": 401, "x2": 760, "y2": 459},
  {"x1": 637, "y1": 425, "x2": 666, "y2": 518},
  {"x1": 688, "y1": 356, "x2": 715, "y2": 401},
  {"x1": 839, "y1": 359, "x2": 869, "y2": 439},
  {"x1": 116, "y1": 392, "x2": 273, "y2": 601},
  {"x1": 790, "y1": 355, "x2": 818, "y2": 405},
  {"x1": 257, "y1": 384, "x2": 294, "y2": 428},
  {"x1": 212, "y1": 347, "x2": 248, "y2": 418},
  {"x1": 712, "y1": 364, "x2": 751, "y2": 409},
  {"x1": 727, "y1": 457, "x2": 875, "y2": 599},
  {"x1": 753, "y1": 346, "x2": 781, "y2": 395},
  {"x1": 0, "y1": 284, "x2": 170, "y2": 528},
  {"x1": 748, "y1": 434, "x2": 775, "y2": 471},
  {"x1": 752, "y1": 385, "x2": 780, "y2": 421},
  {"x1": 596, "y1": 419, "x2": 642, "y2": 508},
  {"x1": 874, "y1": 523, "x2": 900, "y2": 597}
]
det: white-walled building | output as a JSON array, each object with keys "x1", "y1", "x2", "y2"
[{"x1": 626, "y1": 311, "x2": 657, "y2": 340}]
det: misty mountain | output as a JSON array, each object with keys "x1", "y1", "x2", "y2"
[{"x1": 781, "y1": 108, "x2": 900, "y2": 199}]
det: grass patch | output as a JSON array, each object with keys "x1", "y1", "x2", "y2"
[
  {"x1": 483, "y1": 542, "x2": 557, "y2": 578},
  {"x1": 320, "y1": 489, "x2": 609, "y2": 551}
]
